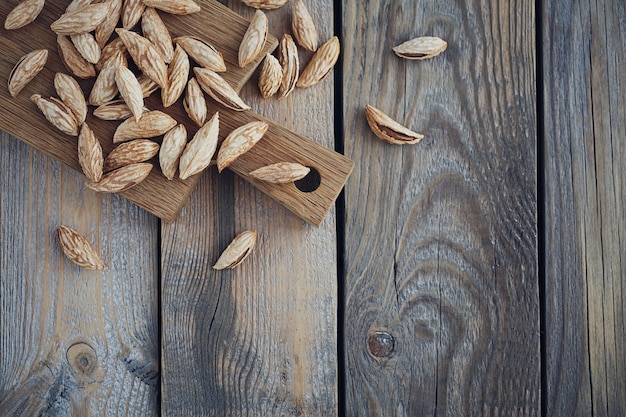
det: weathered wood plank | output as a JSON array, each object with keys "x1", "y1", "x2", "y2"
[
  {"x1": 0, "y1": 133, "x2": 159, "y2": 416},
  {"x1": 342, "y1": 0, "x2": 538, "y2": 415},
  {"x1": 542, "y1": 0, "x2": 626, "y2": 415},
  {"x1": 160, "y1": 1, "x2": 339, "y2": 415}
]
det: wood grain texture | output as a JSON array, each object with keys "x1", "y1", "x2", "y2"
[
  {"x1": 0, "y1": 132, "x2": 159, "y2": 416},
  {"x1": 342, "y1": 0, "x2": 538, "y2": 415},
  {"x1": 0, "y1": 0, "x2": 277, "y2": 222},
  {"x1": 160, "y1": 0, "x2": 339, "y2": 415},
  {"x1": 542, "y1": 0, "x2": 626, "y2": 415}
]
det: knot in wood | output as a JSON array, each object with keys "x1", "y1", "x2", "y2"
[
  {"x1": 367, "y1": 331, "x2": 395, "y2": 359},
  {"x1": 66, "y1": 342, "x2": 97, "y2": 376}
]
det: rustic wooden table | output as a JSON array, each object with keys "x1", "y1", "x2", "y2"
[{"x1": 1, "y1": 0, "x2": 624, "y2": 416}]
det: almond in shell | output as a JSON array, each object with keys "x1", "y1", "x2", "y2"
[
  {"x1": 54, "y1": 72, "x2": 87, "y2": 126},
  {"x1": 4, "y1": 0, "x2": 45, "y2": 30},
  {"x1": 162, "y1": 45, "x2": 190, "y2": 107},
  {"x1": 174, "y1": 36, "x2": 226, "y2": 72},
  {"x1": 96, "y1": 37, "x2": 128, "y2": 72},
  {"x1": 113, "y1": 110, "x2": 177, "y2": 143},
  {"x1": 122, "y1": 0, "x2": 146, "y2": 29},
  {"x1": 142, "y1": 7, "x2": 174, "y2": 63},
  {"x1": 183, "y1": 77, "x2": 207, "y2": 127},
  {"x1": 58, "y1": 225, "x2": 107, "y2": 270},
  {"x1": 143, "y1": 0, "x2": 201, "y2": 15},
  {"x1": 296, "y1": 36, "x2": 340, "y2": 88},
  {"x1": 115, "y1": 66, "x2": 144, "y2": 122},
  {"x1": 93, "y1": 100, "x2": 149, "y2": 121},
  {"x1": 116, "y1": 28, "x2": 169, "y2": 89},
  {"x1": 194, "y1": 68, "x2": 250, "y2": 111},
  {"x1": 365, "y1": 105, "x2": 424, "y2": 145},
  {"x1": 249, "y1": 162, "x2": 310, "y2": 183},
  {"x1": 291, "y1": 0, "x2": 318, "y2": 52},
  {"x1": 86, "y1": 162, "x2": 153, "y2": 193},
  {"x1": 8, "y1": 49, "x2": 48, "y2": 98},
  {"x1": 50, "y1": 3, "x2": 109, "y2": 35},
  {"x1": 70, "y1": 32, "x2": 101, "y2": 65},
  {"x1": 238, "y1": 10, "x2": 268, "y2": 68},
  {"x1": 96, "y1": 0, "x2": 123, "y2": 48},
  {"x1": 89, "y1": 50, "x2": 126, "y2": 106},
  {"x1": 179, "y1": 112, "x2": 219, "y2": 180},
  {"x1": 159, "y1": 124, "x2": 188, "y2": 180},
  {"x1": 277, "y1": 34, "x2": 298, "y2": 99},
  {"x1": 392, "y1": 36, "x2": 447, "y2": 60},
  {"x1": 103, "y1": 139, "x2": 160, "y2": 172},
  {"x1": 58, "y1": 35, "x2": 96, "y2": 79},
  {"x1": 213, "y1": 230, "x2": 257, "y2": 270},
  {"x1": 77, "y1": 123, "x2": 104, "y2": 182},
  {"x1": 31, "y1": 94, "x2": 79, "y2": 136},
  {"x1": 258, "y1": 54, "x2": 281, "y2": 98},
  {"x1": 217, "y1": 121, "x2": 268, "y2": 172}
]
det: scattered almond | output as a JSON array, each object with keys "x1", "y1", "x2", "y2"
[
  {"x1": 54, "y1": 73, "x2": 87, "y2": 126},
  {"x1": 50, "y1": 3, "x2": 109, "y2": 35},
  {"x1": 142, "y1": 7, "x2": 175, "y2": 64},
  {"x1": 103, "y1": 139, "x2": 160, "y2": 172},
  {"x1": 4, "y1": 0, "x2": 45, "y2": 31},
  {"x1": 122, "y1": 0, "x2": 146, "y2": 29},
  {"x1": 258, "y1": 54, "x2": 281, "y2": 98},
  {"x1": 365, "y1": 105, "x2": 424, "y2": 145},
  {"x1": 89, "y1": 50, "x2": 126, "y2": 106},
  {"x1": 77, "y1": 123, "x2": 104, "y2": 182},
  {"x1": 96, "y1": 0, "x2": 123, "y2": 48},
  {"x1": 159, "y1": 124, "x2": 188, "y2": 180},
  {"x1": 93, "y1": 100, "x2": 148, "y2": 121},
  {"x1": 58, "y1": 35, "x2": 97, "y2": 79},
  {"x1": 194, "y1": 68, "x2": 250, "y2": 111},
  {"x1": 143, "y1": 0, "x2": 201, "y2": 15},
  {"x1": 392, "y1": 36, "x2": 447, "y2": 60},
  {"x1": 291, "y1": 0, "x2": 318, "y2": 52},
  {"x1": 86, "y1": 162, "x2": 153, "y2": 193},
  {"x1": 183, "y1": 77, "x2": 208, "y2": 127},
  {"x1": 249, "y1": 162, "x2": 310, "y2": 183},
  {"x1": 57, "y1": 225, "x2": 107, "y2": 270},
  {"x1": 296, "y1": 36, "x2": 340, "y2": 88},
  {"x1": 8, "y1": 49, "x2": 48, "y2": 98},
  {"x1": 70, "y1": 32, "x2": 101, "y2": 64},
  {"x1": 179, "y1": 112, "x2": 220, "y2": 180},
  {"x1": 116, "y1": 28, "x2": 169, "y2": 89},
  {"x1": 238, "y1": 10, "x2": 268, "y2": 68},
  {"x1": 213, "y1": 230, "x2": 257, "y2": 270},
  {"x1": 162, "y1": 45, "x2": 190, "y2": 107},
  {"x1": 31, "y1": 94, "x2": 79, "y2": 136},
  {"x1": 113, "y1": 110, "x2": 177, "y2": 143},
  {"x1": 115, "y1": 66, "x2": 144, "y2": 122},
  {"x1": 217, "y1": 121, "x2": 268, "y2": 172},
  {"x1": 277, "y1": 34, "x2": 298, "y2": 99},
  {"x1": 174, "y1": 36, "x2": 226, "y2": 72}
]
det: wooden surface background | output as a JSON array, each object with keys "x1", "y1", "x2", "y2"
[{"x1": 1, "y1": 0, "x2": 625, "y2": 416}]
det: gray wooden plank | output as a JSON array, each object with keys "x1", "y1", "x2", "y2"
[
  {"x1": 0, "y1": 133, "x2": 159, "y2": 416},
  {"x1": 542, "y1": 0, "x2": 626, "y2": 415},
  {"x1": 342, "y1": 0, "x2": 539, "y2": 415},
  {"x1": 160, "y1": 2, "x2": 339, "y2": 415}
]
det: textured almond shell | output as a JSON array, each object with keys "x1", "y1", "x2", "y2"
[
  {"x1": 122, "y1": 0, "x2": 146, "y2": 29},
  {"x1": 116, "y1": 28, "x2": 169, "y2": 89},
  {"x1": 103, "y1": 139, "x2": 160, "y2": 172},
  {"x1": 58, "y1": 225, "x2": 107, "y2": 270},
  {"x1": 54, "y1": 72, "x2": 87, "y2": 125},
  {"x1": 86, "y1": 162, "x2": 153, "y2": 192},
  {"x1": 143, "y1": 0, "x2": 201, "y2": 15},
  {"x1": 58, "y1": 35, "x2": 96, "y2": 79},
  {"x1": 8, "y1": 49, "x2": 48, "y2": 98},
  {"x1": 163, "y1": 45, "x2": 190, "y2": 107},
  {"x1": 174, "y1": 36, "x2": 226, "y2": 72},
  {"x1": 89, "y1": 50, "x2": 125, "y2": 106},
  {"x1": 213, "y1": 230, "x2": 258, "y2": 270},
  {"x1": 113, "y1": 110, "x2": 177, "y2": 143},
  {"x1": 115, "y1": 66, "x2": 144, "y2": 121},
  {"x1": 159, "y1": 124, "x2": 188, "y2": 180},
  {"x1": 183, "y1": 77, "x2": 207, "y2": 127},
  {"x1": 217, "y1": 121, "x2": 268, "y2": 172},
  {"x1": 137, "y1": 74, "x2": 160, "y2": 98},
  {"x1": 291, "y1": 0, "x2": 318, "y2": 52},
  {"x1": 277, "y1": 34, "x2": 298, "y2": 99},
  {"x1": 142, "y1": 7, "x2": 174, "y2": 63},
  {"x1": 4, "y1": 0, "x2": 45, "y2": 30},
  {"x1": 194, "y1": 67, "x2": 250, "y2": 111},
  {"x1": 96, "y1": 37, "x2": 128, "y2": 72},
  {"x1": 50, "y1": 3, "x2": 109, "y2": 35},
  {"x1": 96, "y1": 0, "x2": 123, "y2": 48},
  {"x1": 296, "y1": 36, "x2": 340, "y2": 88},
  {"x1": 249, "y1": 162, "x2": 310, "y2": 183},
  {"x1": 179, "y1": 112, "x2": 219, "y2": 180},
  {"x1": 238, "y1": 10, "x2": 268, "y2": 68},
  {"x1": 77, "y1": 123, "x2": 104, "y2": 182},
  {"x1": 365, "y1": 105, "x2": 424, "y2": 145},
  {"x1": 70, "y1": 32, "x2": 101, "y2": 64},
  {"x1": 258, "y1": 54, "x2": 282, "y2": 98},
  {"x1": 31, "y1": 94, "x2": 79, "y2": 136},
  {"x1": 93, "y1": 100, "x2": 148, "y2": 121},
  {"x1": 392, "y1": 36, "x2": 447, "y2": 60},
  {"x1": 241, "y1": 0, "x2": 289, "y2": 10}
]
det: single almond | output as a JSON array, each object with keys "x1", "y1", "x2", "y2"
[
  {"x1": 116, "y1": 28, "x2": 169, "y2": 89},
  {"x1": 54, "y1": 72, "x2": 87, "y2": 126},
  {"x1": 179, "y1": 112, "x2": 219, "y2": 180},
  {"x1": 89, "y1": 50, "x2": 125, "y2": 106},
  {"x1": 113, "y1": 110, "x2": 177, "y2": 143},
  {"x1": 249, "y1": 162, "x2": 310, "y2": 183},
  {"x1": 143, "y1": 0, "x2": 201, "y2": 15},
  {"x1": 296, "y1": 36, "x2": 340, "y2": 88},
  {"x1": 241, "y1": 0, "x2": 289, "y2": 9},
  {"x1": 115, "y1": 66, "x2": 144, "y2": 122},
  {"x1": 194, "y1": 68, "x2": 250, "y2": 111},
  {"x1": 58, "y1": 225, "x2": 107, "y2": 270},
  {"x1": 31, "y1": 94, "x2": 79, "y2": 136},
  {"x1": 103, "y1": 139, "x2": 160, "y2": 172},
  {"x1": 174, "y1": 36, "x2": 226, "y2": 72},
  {"x1": 291, "y1": 0, "x2": 318, "y2": 52},
  {"x1": 122, "y1": 0, "x2": 146, "y2": 29},
  {"x1": 183, "y1": 77, "x2": 208, "y2": 127},
  {"x1": 93, "y1": 100, "x2": 149, "y2": 121},
  {"x1": 162, "y1": 45, "x2": 190, "y2": 107},
  {"x1": 50, "y1": 3, "x2": 109, "y2": 35},
  {"x1": 159, "y1": 124, "x2": 188, "y2": 180},
  {"x1": 70, "y1": 32, "x2": 101, "y2": 64},
  {"x1": 213, "y1": 230, "x2": 258, "y2": 270},
  {"x1": 217, "y1": 121, "x2": 268, "y2": 172},
  {"x1": 86, "y1": 162, "x2": 153, "y2": 193},
  {"x1": 238, "y1": 10, "x2": 268, "y2": 68},
  {"x1": 365, "y1": 105, "x2": 424, "y2": 145},
  {"x1": 258, "y1": 54, "x2": 281, "y2": 98},
  {"x1": 277, "y1": 34, "x2": 298, "y2": 99},
  {"x1": 392, "y1": 36, "x2": 447, "y2": 60},
  {"x1": 96, "y1": 0, "x2": 123, "y2": 48},
  {"x1": 77, "y1": 123, "x2": 104, "y2": 182},
  {"x1": 8, "y1": 49, "x2": 48, "y2": 98},
  {"x1": 142, "y1": 7, "x2": 174, "y2": 63},
  {"x1": 4, "y1": 0, "x2": 45, "y2": 30},
  {"x1": 58, "y1": 35, "x2": 97, "y2": 79}
]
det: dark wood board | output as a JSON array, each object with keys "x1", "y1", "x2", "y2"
[
  {"x1": 0, "y1": 132, "x2": 160, "y2": 416},
  {"x1": 160, "y1": 0, "x2": 340, "y2": 415},
  {"x1": 542, "y1": 0, "x2": 626, "y2": 415},
  {"x1": 342, "y1": 0, "x2": 538, "y2": 415}
]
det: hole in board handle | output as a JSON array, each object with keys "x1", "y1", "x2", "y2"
[{"x1": 295, "y1": 167, "x2": 321, "y2": 193}]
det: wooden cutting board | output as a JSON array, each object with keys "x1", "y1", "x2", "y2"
[{"x1": 0, "y1": 0, "x2": 353, "y2": 226}]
